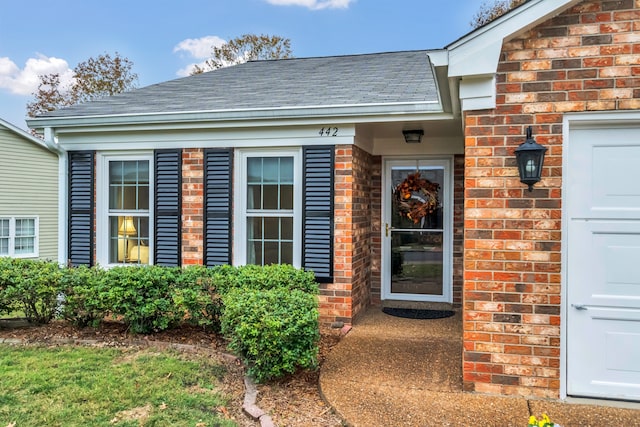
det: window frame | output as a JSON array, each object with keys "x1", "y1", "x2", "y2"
[
  {"x1": 96, "y1": 152, "x2": 154, "y2": 267},
  {"x1": 0, "y1": 216, "x2": 39, "y2": 258},
  {"x1": 233, "y1": 148, "x2": 302, "y2": 268}
]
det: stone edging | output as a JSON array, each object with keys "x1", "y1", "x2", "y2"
[{"x1": 0, "y1": 336, "x2": 273, "y2": 426}]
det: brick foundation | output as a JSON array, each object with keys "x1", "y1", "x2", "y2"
[{"x1": 462, "y1": 0, "x2": 640, "y2": 398}]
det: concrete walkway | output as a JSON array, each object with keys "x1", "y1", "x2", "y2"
[{"x1": 319, "y1": 307, "x2": 640, "y2": 426}]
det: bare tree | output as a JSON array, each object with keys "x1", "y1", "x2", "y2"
[
  {"x1": 470, "y1": 0, "x2": 528, "y2": 28},
  {"x1": 191, "y1": 34, "x2": 292, "y2": 75},
  {"x1": 27, "y1": 52, "x2": 138, "y2": 117}
]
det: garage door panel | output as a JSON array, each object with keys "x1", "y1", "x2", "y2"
[
  {"x1": 568, "y1": 128, "x2": 640, "y2": 220},
  {"x1": 568, "y1": 309, "x2": 640, "y2": 400},
  {"x1": 568, "y1": 221, "x2": 640, "y2": 305},
  {"x1": 591, "y1": 145, "x2": 640, "y2": 216}
]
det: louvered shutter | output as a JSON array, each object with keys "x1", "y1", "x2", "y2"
[
  {"x1": 302, "y1": 146, "x2": 334, "y2": 282},
  {"x1": 203, "y1": 149, "x2": 233, "y2": 266},
  {"x1": 154, "y1": 149, "x2": 182, "y2": 266},
  {"x1": 68, "y1": 151, "x2": 94, "y2": 267}
]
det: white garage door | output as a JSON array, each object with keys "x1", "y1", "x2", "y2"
[{"x1": 566, "y1": 120, "x2": 640, "y2": 401}]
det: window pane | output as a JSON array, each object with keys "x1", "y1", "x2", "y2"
[
  {"x1": 264, "y1": 242, "x2": 279, "y2": 265},
  {"x1": 109, "y1": 160, "x2": 149, "y2": 211},
  {"x1": 109, "y1": 216, "x2": 149, "y2": 264},
  {"x1": 281, "y1": 242, "x2": 293, "y2": 265},
  {"x1": 0, "y1": 219, "x2": 8, "y2": 237},
  {"x1": 247, "y1": 185, "x2": 262, "y2": 210},
  {"x1": 247, "y1": 217, "x2": 263, "y2": 241},
  {"x1": 281, "y1": 217, "x2": 293, "y2": 240},
  {"x1": 263, "y1": 185, "x2": 279, "y2": 209},
  {"x1": 263, "y1": 158, "x2": 279, "y2": 183},
  {"x1": 247, "y1": 158, "x2": 262, "y2": 182},
  {"x1": 280, "y1": 185, "x2": 293, "y2": 210},
  {"x1": 14, "y1": 237, "x2": 34, "y2": 255},
  {"x1": 280, "y1": 157, "x2": 293, "y2": 183},
  {"x1": 247, "y1": 240, "x2": 262, "y2": 265},
  {"x1": 0, "y1": 238, "x2": 7, "y2": 255},
  {"x1": 264, "y1": 217, "x2": 279, "y2": 240},
  {"x1": 15, "y1": 219, "x2": 35, "y2": 236}
]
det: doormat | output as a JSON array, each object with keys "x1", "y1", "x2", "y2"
[{"x1": 382, "y1": 307, "x2": 455, "y2": 319}]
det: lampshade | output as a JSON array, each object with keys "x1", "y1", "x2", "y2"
[
  {"x1": 118, "y1": 217, "x2": 137, "y2": 236},
  {"x1": 402, "y1": 129, "x2": 424, "y2": 144}
]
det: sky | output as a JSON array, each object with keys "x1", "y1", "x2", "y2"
[{"x1": 0, "y1": 0, "x2": 483, "y2": 130}]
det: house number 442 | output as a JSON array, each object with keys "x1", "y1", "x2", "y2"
[{"x1": 319, "y1": 127, "x2": 338, "y2": 137}]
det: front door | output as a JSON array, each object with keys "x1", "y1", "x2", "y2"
[{"x1": 382, "y1": 158, "x2": 452, "y2": 302}]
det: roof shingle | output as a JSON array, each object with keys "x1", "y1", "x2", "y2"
[{"x1": 40, "y1": 50, "x2": 440, "y2": 118}]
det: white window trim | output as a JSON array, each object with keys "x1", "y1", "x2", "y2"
[
  {"x1": 233, "y1": 148, "x2": 303, "y2": 268},
  {"x1": 96, "y1": 152, "x2": 154, "y2": 267},
  {"x1": 0, "y1": 216, "x2": 39, "y2": 258}
]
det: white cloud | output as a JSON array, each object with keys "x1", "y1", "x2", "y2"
[
  {"x1": 264, "y1": 0, "x2": 354, "y2": 10},
  {"x1": 173, "y1": 36, "x2": 226, "y2": 59},
  {"x1": 173, "y1": 35, "x2": 228, "y2": 76},
  {"x1": 0, "y1": 55, "x2": 74, "y2": 96}
]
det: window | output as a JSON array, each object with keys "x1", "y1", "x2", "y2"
[
  {"x1": 0, "y1": 217, "x2": 38, "y2": 257},
  {"x1": 97, "y1": 154, "x2": 153, "y2": 265},
  {"x1": 235, "y1": 150, "x2": 301, "y2": 267}
]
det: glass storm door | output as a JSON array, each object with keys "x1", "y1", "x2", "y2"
[{"x1": 383, "y1": 159, "x2": 452, "y2": 302}]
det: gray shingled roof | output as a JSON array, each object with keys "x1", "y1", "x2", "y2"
[{"x1": 39, "y1": 50, "x2": 441, "y2": 118}]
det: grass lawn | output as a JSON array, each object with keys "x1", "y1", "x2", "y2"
[{"x1": 0, "y1": 345, "x2": 237, "y2": 427}]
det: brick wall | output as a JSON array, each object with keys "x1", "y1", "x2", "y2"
[
  {"x1": 463, "y1": 0, "x2": 640, "y2": 398},
  {"x1": 370, "y1": 156, "x2": 382, "y2": 305},
  {"x1": 320, "y1": 145, "x2": 373, "y2": 324},
  {"x1": 181, "y1": 148, "x2": 204, "y2": 266},
  {"x1": 453, "y1": 154, "x2": 465, "y2": 306}
]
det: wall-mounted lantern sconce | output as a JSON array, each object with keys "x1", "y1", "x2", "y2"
[
  {"x1": 402, "y1": 129, "x2": 424, "y2": 144},
  {"x1": 515, "y1": 126, "x2": 547, "y2": 192}
]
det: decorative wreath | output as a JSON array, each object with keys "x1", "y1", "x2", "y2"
[{"x1": 394, "y1": 172, "x2": 440, "y2": 224}]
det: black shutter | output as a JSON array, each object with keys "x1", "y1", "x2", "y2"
[
  {"x1": 154, "y1": 149, "x2": 182, "y2": 267},
  {"x1": 68, "y1": 151, "x2": 94, "y2": 267},
  {"x1": 203, "y1": 149, "x2": 233, "y2": 266},
  {"x1": 302, "y1": 146, "x2": 334, "y2": 282}
]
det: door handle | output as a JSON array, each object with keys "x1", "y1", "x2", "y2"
[
  {"x1": 571, "y1": 304, "x2": 588, "y2": 310},
  {"x1": 385, "y1": 223, "x2": 389, "y2": 237}
]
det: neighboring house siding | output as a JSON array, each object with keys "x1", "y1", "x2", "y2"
[
  {"x1": 463, "y1": 0, "x2": 640, "y2": 399},
  {"x1": 0, "y1": 127, "x2": 58, "y2": 260}
]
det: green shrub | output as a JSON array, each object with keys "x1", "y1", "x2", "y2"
[
  {"x1": 212, "y1": 264, "x2": 318, "y2": 295},
  {"x1": 58, "y1": 265, "x2": 106, "y2": 327},
  {"x1": 221, "y1": 287, "x2": 320, "y2": 382},
  {"x1": 0, "y1": 258, "x2": 62, "y2": 324},
  {"x1": 174, "y1": 265, "x2": 222, "y2": 331},
  {"x1": 101, "y1": 266, "x2": 183, "y2": 334}
]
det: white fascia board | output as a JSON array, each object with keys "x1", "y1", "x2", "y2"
[
  {"x1": 447, "y1": 0, "x2": 580, "y2": 78},
  {"x1": 26, "y1": 100, "x2": 443, "y2": 130}
]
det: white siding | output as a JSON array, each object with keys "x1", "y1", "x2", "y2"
[{"x1": 0, "y1": 127, "x2": 58, "y2": 260}]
